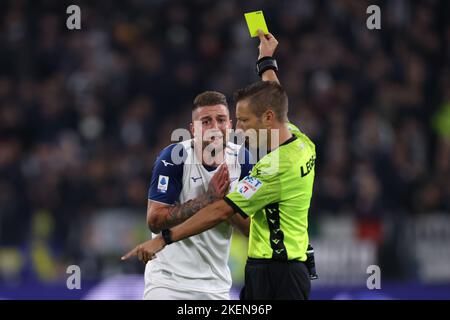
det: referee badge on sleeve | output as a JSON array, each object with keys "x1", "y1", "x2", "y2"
[
  {"x1": 157, "y1": 175, "x2": 169, "y2": 193},
  {"x1": 237, "y1": 176, "x2": 263, "y2": 199}
]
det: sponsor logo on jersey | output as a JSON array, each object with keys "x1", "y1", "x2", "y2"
[
  {"x1": 237, "y1": 176, "x2": 263, "y2": 199},
  {"x1": 191, "y1": 176, "x2": 202, "y2": 183},
  {"x1": 301, "y1": 154, "x2": 316, "y2": 177},
  {"x1": 157, "y1": 175, "x2": 169, "y2": 193},
  {"x1": 161, "y1": 160, "x2": 174, "y2": 167},
  {"x1": 226, "y1": 151, "x2": 239, "y2": 157}
]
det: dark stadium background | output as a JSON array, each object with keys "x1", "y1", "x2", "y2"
[{"x1": 0, "y1": 0, "x2": 449, "y2": 299}]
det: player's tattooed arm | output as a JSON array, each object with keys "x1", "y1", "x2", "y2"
[
  {"x1": 154, "y1": 189, "x2": 223, "y2": 232},
  {"x1": 147, "y1": 164, "x2": 230, "y2": 233}
]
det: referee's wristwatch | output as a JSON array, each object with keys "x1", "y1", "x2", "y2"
[{"x1": 161, "y1": 229, "x2": 173, "y2": 245}]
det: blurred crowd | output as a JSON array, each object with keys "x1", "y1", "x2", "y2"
[{"x1": 0, "y1": 0, "x2": 450, "y2": 282}]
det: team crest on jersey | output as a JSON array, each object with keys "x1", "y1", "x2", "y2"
[
  {"x1": 157, "y1": 175, "x2": 169, "y2": 193},
  {"x1": 237, "y1": 176, "x2": 263, "y2": 199}
]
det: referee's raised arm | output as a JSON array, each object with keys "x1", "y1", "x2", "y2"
[{"x1": 256, "y1": 29, "x2": 280, "y2": 84}]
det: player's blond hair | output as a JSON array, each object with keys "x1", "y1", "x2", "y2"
[{"x1": 193, "y1": 91, "x2": 228, "y2": 110}]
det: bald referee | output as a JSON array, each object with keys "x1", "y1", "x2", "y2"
[{"x1": 123, "y1": 79, "x2": 316, "y2": 300}]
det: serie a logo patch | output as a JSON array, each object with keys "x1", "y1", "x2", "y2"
[
  {"x1": 237, "y1": 176, "x2": 263, "y2": 199},
  {"x1": 157, "y1": 175, "x2": 169, "y2": 193}
]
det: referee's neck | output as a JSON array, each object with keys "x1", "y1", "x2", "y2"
[{"x1": 267, "y1": 124, "x2": 292, "y2": 151}]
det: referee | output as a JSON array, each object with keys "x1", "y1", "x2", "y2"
[{"x1": 122, "y1": 36, "x2": 316, "y2": 300}]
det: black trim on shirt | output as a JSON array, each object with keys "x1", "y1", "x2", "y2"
[
  {"x1": 223, "y1": 197, "x2": 249, "y2": 219},
  {"x1": 264, "y1": 135, "x2": 298, "y2": 157},
  {"x1": 280, "y1": 134, "x2": 297, "y2": 147},
  {"x1": 202, "y1": 164, "x2": 218, "y2": 172},
  {"x1": 265, "y1": 203, "x2": 288, "y2": 261}
]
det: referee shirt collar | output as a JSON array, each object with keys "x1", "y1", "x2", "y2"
[{"x1": 266, "y1": 134, "x2": 297, "y2": 155}]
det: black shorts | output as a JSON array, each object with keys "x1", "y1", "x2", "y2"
[{"x1": 240, "y1": 258, "x2": 311, "y2": 300}]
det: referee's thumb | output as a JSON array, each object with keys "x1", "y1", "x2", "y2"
[{"x1": 257, "y1": 29, "x2": 266, "y2": 41}]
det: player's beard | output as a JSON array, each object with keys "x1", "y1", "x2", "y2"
[
  {"x1": 202, "y1": 139, "x2": 226, "y2": 153},
  {"x1": 202, "y1": 138, "x2": 226, "y2": 164},
  {"x1": 192, "y1": 128, "x2": 229, "y2": 165}
]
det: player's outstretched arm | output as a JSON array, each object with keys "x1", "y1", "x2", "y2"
[
  {"x1": 147, "y1": 164, "x2": 230, "y2": 233},
  {"x1": 257, "y1": 29, "x2": 280, "y2": 84}
]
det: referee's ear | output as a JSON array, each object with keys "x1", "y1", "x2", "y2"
[{"x1": 262, "y1": 109, "x2": 275, "y2": 127}]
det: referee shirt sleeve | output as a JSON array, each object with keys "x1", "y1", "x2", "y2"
[
  {"x1": 224, "y1": 170, "x2": 281, "y2": 218},
  {"x1": 223, "y1": 196, "x2": 248, "y2": 218}
]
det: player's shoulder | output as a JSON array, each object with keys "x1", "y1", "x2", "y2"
[
  {"x1": 226, "y1": 142, "x2": 254, "y2": 166},
  {"x1": 156, "y1": 140, "x2": 191, "y2": 165},
  {"x1": 226, "y1": 141, "x2": 243, "y2": 153}
]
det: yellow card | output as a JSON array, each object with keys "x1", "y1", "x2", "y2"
[{"x1": 244, "y1": 11, "x2": 269, "y2": 38}]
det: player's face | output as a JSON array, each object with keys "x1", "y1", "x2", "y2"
[{"x1": 191, "y1": 104, "x2": 232, "y2": 150}]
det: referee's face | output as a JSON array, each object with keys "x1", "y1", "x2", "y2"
[
  {"x1": 236, "y1": 100, "x2": 266, "y2": 149},
  {"x1": 236, "y1": 100, "x2": 266, "y2": 133}
]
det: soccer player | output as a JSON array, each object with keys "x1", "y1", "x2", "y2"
[
  {"x1": 123, "y1": 31, "x2": 316, "y2": 299},
  {"x1": 141, "y1": 90, "x2": 253, "y2": 300}
]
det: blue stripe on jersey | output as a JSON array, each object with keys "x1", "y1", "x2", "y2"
[
  {"x1": 148, "y1": 143, "x2": 252, "y2": 204},
  {"x1": 148, "y1": 143, "x2": 187, "y2": 205},
  {"x1": 238, "y1": 147, "x2": 254, "y2": 181}
]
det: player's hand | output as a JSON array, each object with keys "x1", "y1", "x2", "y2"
[
  {"x1": 257, "y1": 29, "x2": 278, "y2": 59},
  {"x1": 208, "y1": 163, "x2": 230, "y2": 200},
  {"x1": 121, "y1": 235, "x2": 166, "y2": 264}
]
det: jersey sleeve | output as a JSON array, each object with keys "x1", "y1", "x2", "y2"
[
  {"x1": 224, "y1": 166, "x2": 281, "y2": 218},
  {"x1": 238, "y1": 147, "x2": 254, "y2": 181},
  {"x1": 148, "y1": 144, "x2": 186, "y2": 205}
]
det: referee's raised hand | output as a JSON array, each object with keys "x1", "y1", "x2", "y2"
[{"x1": 257, "y1": 29, "x2": 278, "y2": 59}]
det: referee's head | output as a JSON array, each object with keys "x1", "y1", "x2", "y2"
[{"x1": 234, "y1": 81, "x2": 288, "y2": 148}]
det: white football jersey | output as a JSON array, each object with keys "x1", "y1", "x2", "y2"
[{"x1": 145, "y1": 139, "x2": 252, "y2": 294}]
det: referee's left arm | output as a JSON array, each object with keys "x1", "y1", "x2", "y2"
[
  {"x1": 170, "y1": 200, "x2": 234, "y2": 241},
  {"x1": 121, "y1": 200, "x2": 235, "y2": 262}
]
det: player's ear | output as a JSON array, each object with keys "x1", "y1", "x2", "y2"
[
  {"x1": 190, "y1": 122, "x2": 195, "y2": 136},
  {"x1": 191, "y1": 120, "x2": 203, "y2": 140}
]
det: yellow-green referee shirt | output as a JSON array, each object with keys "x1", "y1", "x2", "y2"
[{"x1": 224, "y1": 123, "x2": 316, "y2": 262}]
